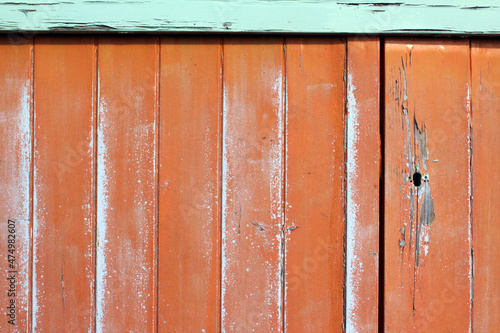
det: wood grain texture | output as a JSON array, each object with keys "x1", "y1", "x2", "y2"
[
  {"x1": 221, "y1": 37, "x2": 285, "y2": 332},
  {"x1": 4, "y1": 35, "x2": 499, "y2": 332},
  {"x1": 346, "y1": 37, "x2": 380, "y2": 333},
  {"x1": 33, "y1": 37, "x2": 96, "y2": 331},
  {"x1": 158, "y1": 37, "x2": 222, "y2": 332},
  {"x1": 283, "y1": 37, "x2": 346, "y2": 333},
  {"x1": 2, "y1": 0, "x2": 500, "y2": 34},
  {"x1": 471, "y1": 40, "x2": 500, "y2": 332},
  {"x1": 0, "y1": 37, "x2": 32, "y2": 332},
  {"x1": 96, "y1": 37, "x2": 158, "y2": 332},
  {"x1": 384, "y1": 39, "x2": 471, "y2": 332}
]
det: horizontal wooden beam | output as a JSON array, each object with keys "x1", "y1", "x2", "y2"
[{"x1": 1, "y1": 0, "x2": 500, "y2": 34}]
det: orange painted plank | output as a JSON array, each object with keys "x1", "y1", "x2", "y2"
[
  {"x1": 158, "y1": 37, "x2": 222, "y2": 332},
  {"x1": 96, "y1": 37, "x2": 158, "y2": 332},
  {"x1": 33, "y1": 37, "x2": 96, "y2": 331},
  {"x1": 471, "y1": 40, "x2": 500, "y2": 332},
  {"x1": 283, "y1": 37, "x2": 345, "y2": 332},
  {"x1": 384, "y1": 39, "x2": 471, "y2": 331},
  {"x1": 221, "y1": 38, "x2": 285, "y2": 332},
  {"x1": 346, "y1": 37, "x2": 381, "y2": 333},
  {"x1": 0, "y1": 38, "x2": 32, "y2": 331}
]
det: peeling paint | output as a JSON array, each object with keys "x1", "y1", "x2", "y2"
[
  {"x1": 414, "y1": 121, "x2": 428, "y2": 172},
  {"x1": 2, "y1": 0, "x2": 500, "y2": 34},
  {"x1": 419, "y1": 182, "x2": 435, "y2": 227},
  {"x1": 398, "y1": 56, "x2": 439, "y2": 315},
  {"x1": 413, "y1": 122, "x2": 435, "y2": 267},
  {"x1": 399, "y1": 227, "x2": 407, "y2": 248},
  {"x1": 1, "y1": 53, "x2": 32, "y2": 330},
  {"x1": 400, "y1": 59, "x2": 415, "y2": 258},
  {"x1": 221, "y1": 44, "x2": 284, "y2": 332}
]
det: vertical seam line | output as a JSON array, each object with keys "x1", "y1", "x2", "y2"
[
  {"x1": 29, "y1": 36, "x2": 35, "y2": 333},
  {"x1": 468, "y1": 37, "x2": 474, "y2": 333},
  {"x1": 93, "y1": 36, "x2": 99, "y2": 333},
  {"x1": 219, "y1": 36, "x2": 225, "y2": 333},
  {"x1": 378, "y1": 36, "x2": 386, "y2": 333},
  {"x1": 155, "y1": 36, "x2": 161, "y2": 333},
  {"x1": 343, "y1": 37, "x2": 349, "y2": 333},
  {"x1": 281, "y1": 37, "x2": 287, "y2": 333}
]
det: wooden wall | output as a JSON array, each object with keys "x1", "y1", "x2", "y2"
[{"x1": 0, "y1": 36, "x2": 498, "y2": 332}]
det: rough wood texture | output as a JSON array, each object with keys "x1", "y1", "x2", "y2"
[
  {"x1": 384, "y1": 39, "x2": 472, "y2": 331},
  {"x1": 4, "y1": 35, "x2": 500, "y2": 331},
  {"x1": 0, "y1": 37, "x2": 32, "y2": 332},
  {"x1": 33, "y1": 37, "x2": 96, "y2": 331},
  {"x1": 471, "y1": 40, "x2": 500, "y2": 332},
  {"x1": 221, "y1": 37, "x2": 285, "y2": 332},
  {"x1": 284, "y1": 37, "x2": 346, "y2": 332},
  {"x1": 96, "y1": 37, "x2": 158, "y2": 332},
  {"x1": 1, "y1": 0, "x2": 500, "y2": 34},
  {"x1": 346, "y1": 37, "x2": 381, "y2": 333},
  {"x1": 158, "y1": 37, "x2": 222, "y2": 332}
]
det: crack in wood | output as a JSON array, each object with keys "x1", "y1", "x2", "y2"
[
  {"x1": 399, "y1": 57, "x2": 436, "y2": 315},
  {"x1": 250, "y1": 220, "x2": 264, "y2": 231}
]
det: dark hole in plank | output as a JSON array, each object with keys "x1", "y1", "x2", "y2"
[{"x1": 413, "y1": 172, "x2": 422, "y2": 187}]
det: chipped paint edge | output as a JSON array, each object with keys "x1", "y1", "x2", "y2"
[{"x1": 2, "y1": 0, "x2": 500, "y2": 34}]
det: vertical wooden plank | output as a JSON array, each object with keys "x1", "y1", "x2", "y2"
[
  {"x1": 0, "y1": 37, "x2": 32, "y2": 331},
  {"x1": 33, "y1": 37, "x2": 96, "y2": 331},
  {"x1": 471, "y1": 40, "x2": 500, "y2": 332},
  {"x1": 158, "y1": 37, "x2": 222, "y2": 332},
  {"x1": 346, "y1": 37, "x2": 381, "y2": 333},
  {"x1": 96, "y1": 37, "x2": 158, "y2": 332},
  {"x1": 384, "y1": 39, "x2": 471, "y2": 331},
  {"x1": 221, "y1": 38, "x2": 284, "y2": 332},
  {"x1": 283, "y1": 37, "x2": 346, "y2": 332}
]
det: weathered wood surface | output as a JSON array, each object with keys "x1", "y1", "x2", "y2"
[
  {"x1": 158, "y1": 37, "x2": 222, "y2": 332},
  {"x1": 0, "y1": 37, "x2": 32, "y2": 331},
  {"x1": 1, "y1": 0, "x2": 500, "y2": 34},
  {"x1": 471, "y1": 40, "x2": 500, "y2": 332},
  {"x1": 221, "y1": 37, "x2": 285, "y2": 332},
  {"x1": 284, "y1": 37, "x2": 346, "y2": 332},
  {"x1": 384, "y1": 39, "x2": 472, "y2": 331},
  {"x1": 33, "y1": 36, "x2": 96, "y2": 331},
  {"x1": 346, "y1": 37, "x2": 381, "y2": 333},
  {"x1": 96, "y1": 37, "x2": 158, "y2": 332},
  {"x1": 2, "y1": 36, "x2": 500, "y2": 331}
]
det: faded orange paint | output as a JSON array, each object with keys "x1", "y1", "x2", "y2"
[
  {"x1": 2, "y1": 35, "x2": 500, "y2": 332},
  {"x1": 158, "y1": 37, "x2": 222, "y2": 332},
  {"x1": 471, "y1": 40, "x2": 500, "y2": 332},
  {"x1": 346, "y1": 37, "x2": 381, "y2": 333},
  {"x1": 96, "y1": 37, "x2": 158, "y2": 332},
  {"x1": 0, "y1": 37, "x2": 32, "y2": 332},
  {"x1": 33, "y1": 37, "x2": 96, "y2": 331},
  {"x1": 384, "y1": 39, "x2": 471, "y2": 332},
  {"x1": 284, "y1": 37, "x2": 346, "y2": 332},
  {"x1": 221, "y1": 37, "x2": 285, "y2": 332}
]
